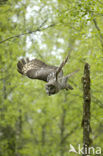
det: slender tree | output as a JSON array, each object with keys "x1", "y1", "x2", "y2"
[{"x1": 82, "y1": 63, "x2": 92, "y2": 156}]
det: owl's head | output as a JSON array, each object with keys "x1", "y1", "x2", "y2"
[{"x1": 45, "y1": 81, "x2": 59, "y2": 96}]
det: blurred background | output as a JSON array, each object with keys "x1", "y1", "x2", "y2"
[{"x1": 0, "y1": 0, "x2": 103, "y2": 155}]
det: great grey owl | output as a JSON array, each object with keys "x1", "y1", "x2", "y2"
[{"x1": 17, "y1": 56, "x2": 78, "y2": 96}]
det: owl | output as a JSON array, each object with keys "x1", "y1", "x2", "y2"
[{"x1": 17, "y1": 57, "x2": 78, "y2": 96}]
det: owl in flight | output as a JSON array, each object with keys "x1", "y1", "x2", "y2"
[{"x1": 17, "y1": 55, "x2": 78, "y2": 96}]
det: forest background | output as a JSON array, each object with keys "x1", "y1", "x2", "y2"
[{"x1": 0, "y1": 0, "x2": 103, "y2": 156}]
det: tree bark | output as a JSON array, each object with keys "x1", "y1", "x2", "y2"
[
  {"x1": 82, "y1": 63, "x2": 92, "y2": 156},
  {"x1": 60, "y1": 106, "x2": 66, "y2": 156}
]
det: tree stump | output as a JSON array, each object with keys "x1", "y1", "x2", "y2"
[{"x1": 82, "y1": 63, "x2": 92, "y2": 156}]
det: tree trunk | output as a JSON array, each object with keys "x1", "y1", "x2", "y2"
[{"x1": 82, "y1": 63, "x2": 92, "y2": 156}]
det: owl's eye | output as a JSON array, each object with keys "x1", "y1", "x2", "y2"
[
  {"x1": 50, "y1": 85, "x2": 55, "y2": 89},
  {"x1": 45, "y1": 84, "x2": 56, "y2": 95}
]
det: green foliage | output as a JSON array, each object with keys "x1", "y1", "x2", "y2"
[{"x1": 0, "y1": 0, "x2": 103, "y2": 156}]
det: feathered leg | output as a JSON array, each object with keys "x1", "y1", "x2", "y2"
[{"x1": 62, "y1": 69, "x2": 79, "y2": 90}]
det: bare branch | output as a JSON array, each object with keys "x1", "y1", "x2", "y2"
[
  {"x1": 98, "y1": 0, "x2": 103, "y2": 5},
  {"x1": 92, "y1": 16, "x2": 103, "y2": 48},
  {"x1": 0, "y1": 21, "x2": 56, "y2": 44},
  {"x1": 61, "y1": 125, "x2": 78, "y2": 143}
]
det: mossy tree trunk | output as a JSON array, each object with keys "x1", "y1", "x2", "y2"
[{"x1": 82, "y1": 63, "x2": 92, "y2": 156}]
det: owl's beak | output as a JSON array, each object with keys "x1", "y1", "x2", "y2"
[{"x1": 46, "y1": 90, "x2": 50, "y2": 96}]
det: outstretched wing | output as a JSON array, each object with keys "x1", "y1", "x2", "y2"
[{"x1": 17, "y1": 58, "x2": 58, "y2": 82}]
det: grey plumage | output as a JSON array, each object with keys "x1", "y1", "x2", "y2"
[{"x1": 17, "y1": 57, "x2": 78, "y2": 95}]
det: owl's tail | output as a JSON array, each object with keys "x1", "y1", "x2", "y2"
[
  {"x1": 65, "y1": 69, "x2": 79, "y2": 79},
  {"x1": 17, "y1": 58, "x2": 29, "y2": 75}
]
